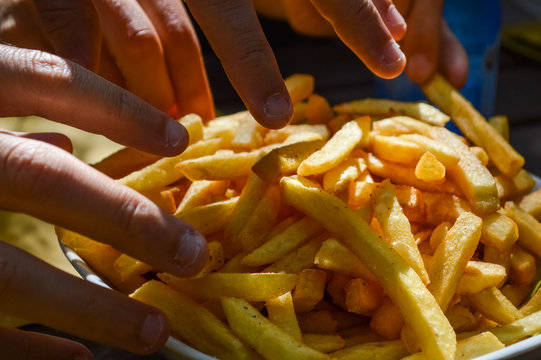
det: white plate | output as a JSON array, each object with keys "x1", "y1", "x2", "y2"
[{"x1": 60, "y1": 175, "x2": 541, "y2": 360}]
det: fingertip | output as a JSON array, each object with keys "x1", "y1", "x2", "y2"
[
  {"x1": 138, "y1": 311, "x2": 170, "y2": 354},
  {"x1": 260, "y1": 92, "x2": 293, "y2": 129},
  {"x1": 171, "y1": 226, "x2": 209, "y2": 277},
  {"x1": 377, "y1": 41, "x2": 406, "y2": 79},
  {"x1": 165, "y1": 120, "x2": 190, "y2": 154}
]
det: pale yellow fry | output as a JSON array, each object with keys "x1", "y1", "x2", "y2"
[
  {"x1": 241, "y1": 216, "x2": 321, "y2": 267},
  {"x1": 322, "y1": 158, "x2": 365, "y2": 194},
  {"x1": 428, "y1": 212, "x2": 482, "y2": 312},
  {"x1": 504, "y1": 201, "x2": 541, "y2": 258},
  {"x1": 238, "y1": 184, "x2": 281, "y2": 252},
  {"x1": 402, "y1": 332, "x2": 504, "y2": 360},
  {"x1": 415, "y1": 151, "x2": 446, "y2": 182},
  {"x1": 221, "y1": 297, "x2": 330, "y2": 360},
  {"x1": 266, "y1": 292, "x2": 302, "y2": 342},
  {"x1": 456, "y1": 261, "x2": 507, "y2": 294},
  {"x1": 400, "y1": 133, "x2": 459, "y2": 167},
  {"x1": 314, "y1": 238, "x2": 377, "y2": 282},
  {"x1": 495, "y1": 169, "x2": 536, "y2": 201},
  {"x1": 367, "y1": 153, "x2": 461, "y2": 195},
  {"x1": 518, "y1": 187, "x2": 541, "y2": 220},
  {"x1": 159, "y1": 272, "x2": 297, "y2": 302},
  {"x1": 130, "y1": 281, "x2": 258, "y2": 360},
  {"x1": 334, "y1": 98, "x2": 450, "y2": 126},
  {"x1": 329, "y1": 340, "x2": 407, "y2": 360},
  {"x1": 372, "y1": 116, "x2": 433, "y2": 136},
  {"x1": 177, "y1": 148, "x2": 264, "y2": 181},
  {"x1": 179, "y1": 113, "x2": 204, "y2": 145},
  {"x1": 280, "y1": 176, "x2": 456, "y2": 360},
  {"x1": 175, "y1": 180, "x2": 229, "y2": 214},
  {"x1": 175, "y1": 196, "x2": 238, "y2": 235},
  {"x1": 489, "y1": 115, "x2": 510, "y2": 141},
  {"x1": 285, "y1": 73, "x2": 315, "y2": 105},
  {"x1": 264, "y1": 124, "x2": 330, "y2": 145},
  {"x1": 302, "y1": 334, "x2": 346, "y2": 353},
  {"x1": 298, "y1": 120, "x2": 363, "y2": 176},
  {"x1": 468, "y1": 287, "x2": 521, "y2": 325},
  {"x1": 113, "y1": 254, "x2": 152, "y2": 283},
  {"x1": 372, "y1": 180, "x2": 429, "y2": 284},
  {"x1": 230, "y1": 113, "x2": 266, "y2": 150},
  {"x1": 118, "y1": 138, "x2": 221, "y2": 192},
  {"x1": 263, "y1": 236, "x2": 324, "y2": 274},
  {"x1": 422, "y1": 73, "x2": 524, "y2": 177},
  {"x1": 223, "y1": 172, "x2": 268, "y2": 258},
  {"x1": 490, "y1": 309, "x2": 541, "y2": 345},
  {"x1": 470, "y1": 146, "x2": 489, "y2": 166},
  {"x1": 480, "y1": 213, "x2": 519, "y2": 254},
  {"x1": 427, "y1": 126, "x2": 499, "y2": 214},
  {"x1": 369, "y1": 134, "x2": 424, "y2": 164}
]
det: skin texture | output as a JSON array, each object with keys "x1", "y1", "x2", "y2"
[{"x1": 0, "y1": 0, "x2": 467, "y2": 358}]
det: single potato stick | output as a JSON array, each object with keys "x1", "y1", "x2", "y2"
[
  {"x1": 280, "y1": 176, "x2": 456, "y2": 360},
  {"x1": 490, "y1": 309, "x2": 541, "y2": 345},
  {"x1": 130, "y1": 280, "x2": 259, "y2": 360},
  {"x1": 265, "y1": 292, "x2": 302, "y2": 342},
  {"x1": 158, "y1": 272, "x2": 298, "y2": 302},
  {"x1": 297, "y1": 120, "x2": 363, "y2": 176},
  {"x1": 175, "y1": 196, "x2": 239, "y2": 235},
  {"x1": 422, "y1": 73, "x2": 524, "y2": 177},
  {"x1": 334, "y1": 98, "x2": 450, "y2": 126},
  {"x1": 221, "y1": 297, "x2": 330, "y2": 360},
  {"x1": 284, "y1": 73, "x2": 315, "y2": 105}
]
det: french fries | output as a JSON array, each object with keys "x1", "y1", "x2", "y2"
[{"x1": 61, "y1": 73, "x2": 541, "y2": 360}]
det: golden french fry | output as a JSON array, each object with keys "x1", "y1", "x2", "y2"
[
  {"x1": 314, "y1": 238, "x2": 376, "y2": 281},
  {"x1": 113, "y1": 254, "x2": 152, "y2": 283},
  {"x1": 329, "y1": 340, "x2": 408, "y2": 360},
  {"x1": 428, "y1": 212, "x2": 482, "y2": 312},
  {"x1": 518, "y1": 187, "x2": 541, "y2": 221},
  {"x1": 399, "y1": 133, "x2": 459, "y2": 167},
  {"x1": 241, "y1": 216, "x2": 321, "y2": 267},
  {"x1": 192, "y1": 241, "x2": 225, "y2": 278},
  {"x1": 456, "y1": 261, "x2": 507, "y2": 294},
  {"x1": 302, "y1": 333, "x2": 346, "y2": 353},
  {"x1": 118, "y1": 138, "x2": 221, "y2": 192},
  {"x1": 427, "y1": 126, "x2": 499, "y2": 214},
  {"x1": 221, "y1": 297, "x2": 329, "y2": 360},
  {"x1": 481, "y1": 213, "x2": 519, "y2": 254},
  {"x1": 223, "y1": 172, "x2": 268, "y2": 258},
  {"x1": 230, "y1": 113, "x2": 267, "y2": 150},
  {"x1": 423, "y1": 191, "x2": 472, "y2": 226},
  {"x1": 509, "y1": 245, "x2": 537, "y2": 286},
  {"x1": 297, "y1": 120, "x2": 363, "y2": 176},
  {"x1": 402, "y1": 332, "x2": 504, "y2": 360},
  {"x1": 322, "y1": 157, "x2": 365, "y2": 194},
  {"x1": 292, "y1": 269, "x2": 327, "y2": 312},
  {"x1": 369, "y1": 134, "x2": 424, "y2": 165},
  {"x1": 266, "y1": 291, "x2": 302, "y2": 342},
  {"x1": 285, "y1": 73, "x2": 315, "y2": 105},
  {"x1": 159, "y1": 272, "x2": 297, "y2": 302},
  {"x1": 422, "y1": 73, "x2": 524, "y2": 177},
  {"x1": 468, "y1": 287, "x2": 521, "y2": 324},
  {"x1": 175, "y1": 196, "x2": 239, "y2": 235},
  {"x1": 495, "y1": 169, "x2": 536, "y2": 201},
  {"x1": 489, "y1": 115, "x2": 510, "y2": 141},
  {"x1": 470, "y1": 146, "x2": 489, "y2": 166},
  {"x1": 504, "y1": 201, "x2": 541, "y2": 257},
  {"x1": 415, "y1": 151, "x2": 446, "y2": 182},
  {"x1": 263, "y1": 236, "x2": 324, "y2": 274},
  {"x1": 252, "y1": 139, "x2": 324, "y2": 182},
  {"x1": 238, "y1": 184, "x2": 281, "y2": 252},
  {"x1": 265, "y1": 124, "x2": 330, "y2": 145},
  {"x1": 131, "y1": 280, "x2": 259, "y2": 360},
  {"x1": 372, "y1": 180, "x2": 429, "y2": 284},
  {"x1": 369, "y1": 297, "x2": 404, "y2": 340},
  {"x1": 334, "y1": 98, "x2": 450, "y2": 126},
  {"x1": 490, "y1": 309, "x2": 541, "y2": 345},
  {"x1": 280, "y1": 176, "x2": 456, "y2": 360},
  {"x1": 306, "y1": 94, "x2": 334, "y2": 124},
  {"x1": 345, "y1": 278, "x2": 385, "y2": 316}
]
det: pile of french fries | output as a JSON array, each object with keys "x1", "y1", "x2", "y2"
[{"x1": 58, "y1": 73, "x2": 541, "y2": 360}]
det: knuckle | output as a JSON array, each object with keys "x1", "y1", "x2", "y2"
[
  {"x1": 123, "y1": 27, "x2": 162, "y2": 58},
  {"x1": 332, "y1": 0, "x2": 375, "y2": 27},
  {"x1": 115, "y1": 198, "x2": 154, "y2": 246},
  {"x1": 229, "y1": 35, "x2": 271, "y2": 70},
  {"x1": 20, "y1": 49, "x2": 72, "y2": 96}
]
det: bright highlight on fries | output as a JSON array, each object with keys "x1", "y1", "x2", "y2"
[{"x1": 60, "y1": 73, "x2": 541, "y2": 360}]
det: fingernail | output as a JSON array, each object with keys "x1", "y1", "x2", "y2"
[
  {"x1": 382, "y1": 41, "x2": 405, "y2": 69},
  {"x1": 263, "y1": 93, "x2": 292, "y2": 121},
  {"x1": 165, "y1": 120, "x2": 186, "y2": 149},
  {"x1": 407, "y1": 54, "x2": 432, "y2": 83},
  {"x1": 387, "y1": 5, "x2": 406, "y2": 29},
  {"x1": 174, "y1": 228, "x2": 207, "y2": 275},
  {"x1": 140, "y1": 313, "x2": 166, "y2": 350}
]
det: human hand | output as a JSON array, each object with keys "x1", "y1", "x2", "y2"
[
  {"x1": 394, "y1": 0, "x2": 469, "y2": 89},
  {"x1": 0, "y1": 0, "x2": 214, "y2": 120},
  {"x1": 0, "y1": 44, "x2": 209, "y2": 358}
]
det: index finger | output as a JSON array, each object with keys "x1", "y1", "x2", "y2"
[
  {"x1": 310, "y1": 0, "x2": 406, "y2": 78},
  {"x1": 184, "y1": 0, "x2": 293, "y2": 129}
]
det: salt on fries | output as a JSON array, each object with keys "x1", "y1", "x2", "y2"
[{"x1": 58, "y1": 73, "x2": 541, "y2": 360}]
